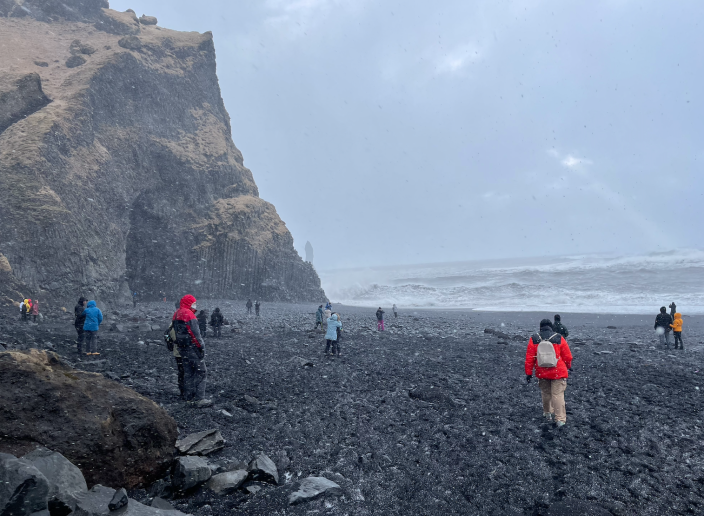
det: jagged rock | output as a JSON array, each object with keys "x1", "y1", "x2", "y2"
[
  {"x1": 206, "y1": 470, "x2": 248, "y2": 495},
  {"x1": 70, "y1": 39, "x2": 97, "y2": 55},
  {"x1": 0, "y1": 72, "x2": 51, "y2": 134},
  {"x1": 118, "y1": 36, "x2": 143, "y2": 50},
  {"x1": 0, "y1": 0, "x2": 108, "y2": 22},
  {"x1": 172, "y1": 457, "x2": 211, "y2": 491},
  {"x1": 108, "y1": 488, "x2": 128, "y2": 511},
  {"x1": 150, "y1": 497, "x2": 176, "y2": 511},
  {"x1": 74, "y1": 485, "x2": 189, "y2": 515},
  {"x1": 34, "y1": 61, "x2": 49, "y2": 67},
  {"x1": 23, "y1": 447, "x2": 88, "y2": 515},
  {"x1": 175, "y1": 429, "x2": 225, "y2": 456},
  {"x1": 0, "y1": 350, "x2": 178, "y2": 488},
  {"x1": 288, "y1": 477, "x2": 342, "y2": 505},
  {"x1": 0, "y1": 453, "x2": 50, "y2": 515},
  {"x1": 139, "y1": 15, "x2": 157, "y2": 25},
  {"x1": 66, "y1": 55, "x2": 87, "y2": 68},
  {"x1": 96, "y1": 9, "x2": 140, "y2": 35},
  {"x1": 247, "y1": 453, "x2": 278, "y2": 485}
]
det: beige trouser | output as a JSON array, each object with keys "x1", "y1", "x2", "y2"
[{"x1": 538, "y1": 378, "x2": 567, "y2": 423}]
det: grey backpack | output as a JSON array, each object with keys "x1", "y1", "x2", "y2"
[{"x1": 536, "y1": 333, "x2": 559, "y2": 368}]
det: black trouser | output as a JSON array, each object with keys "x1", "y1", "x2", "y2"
[
  {"x1": 326, "y1": 339, "x2": 340, "y2": 355},
  {"x1": 315, "y1": 321, "x2": 322, "y2": 329},
  {"x1": 674, "y1": 331, "x2": 684, "y2": 349},
  {"x1": 180, "y1": 345, "x2": 207, "y2": 401},
  {"x1": 33, "y1": 315, "x2": 37, "y2": 322},
  {"x1": 199, "y1": 325, "x2": 207, "y2": 337},
  {"x1": 213, "y1": 324, "x2": 221, "y2": 337},
  {"x1": 133, "y1": 299, "x2": 137, "y2": 308},
  {"x1": 76, "y1": 327, "x2": 85, "y2": 353},
  {"x1": 175, "y1": 356, "x2": 185, "y2": 397}
]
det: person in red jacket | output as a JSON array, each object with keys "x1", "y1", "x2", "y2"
[
  {"x1": 525, "y1": 318, "x2": 573, "y2": 427},
  {"x1": 172, "y1": 294, "x2": 212, "y2": 407}
]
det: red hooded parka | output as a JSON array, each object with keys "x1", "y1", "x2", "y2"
[{"x1": 172, "y1": 294, "x2": 204, "y2": 349}]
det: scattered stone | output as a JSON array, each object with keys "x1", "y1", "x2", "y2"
[
  {"x1": 175, "y1": 429, "x2": 225, "y2": 456},
  {"x1": 207, "y1": 470, "x2": 248, "y2": 495},
  {"x1": 150, "y1": 497, "x2": 176, "y2": 510},
  {"x1": 118, "y1": 36, "x2": 143, "y2": 51},
  {"x1": 288, "y1": 476, "x2": 342, "y2": 505},
  {"x1": 109, "y1": 323, "x2": 124, "y2": 332},
  {"x1": 247, "y1": 453, "x2": 279, "y2": 485},
  {"x1": 74, "y1": 484, "x2": 189, "y2": 515},
  {"x1": 34, "y1": 61, "x2": 49, "y2": 67},
  {"x1": 108, "y1": 487, "x2": 128, "y2": 511},
  {"x1": 172, "y1": 456, "x2": 212, "y2": 491},
  {"x1": 23, "y1": 447, "x2": 88, "y2": 514},
  {"x1": 139, "y1": 15, "x2": 158, "y2": 25},
  {"x1": 0, "y1": 453, "x2": 50, "y2": 515},
  {"x1": 70, "y1": 40, "x2": 96, "y2": 55},
  {"x1": 66, "y1": 55, "x2": 87, "y2": 68},
  {"x1": 291, "y1": 356, "x2": 314, "y2": 367}
]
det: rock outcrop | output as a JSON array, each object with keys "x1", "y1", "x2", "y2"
[
  {"x1": 0, "y1": 350, "x2": 178, "y2": 488},
  {"x1": 0, "y1": 0, "x2": 325, "y2": 305}
]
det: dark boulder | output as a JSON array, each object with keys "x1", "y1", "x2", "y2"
[
  {"x1": 74, "y1": 485, "x2": 189, "y2": 515},
  {"x1": 0, "y1": 350, "x2": 178, "y2": 489},
  {"x1": 139, "y1": 15, "x2": 157, "y2": 25},
  {"x1": 171, "y1": 457, "x2": 211, "y2": 492},
  {"x1": 0, "y1": 452, "x2": 50, "y2": 515},
  {"x1": 23, "y1": 447, "x2": 87, "y2": 515},
  {"x1": 175, "y1": 429, "x2": 225, "y2": 456},
  {"x1": 108, "y1": 487, "x2": 128, "y2": 511},
  {"x1": 288, "y1": 477, "x2": 342, "y2": 505},
  {"x1": 70, "y1": 39, "x2": 97, "y2": 55},
  {"x1": 66, "y1": 55, "x2": 87, "y2": 68},
  {"x1": 247, "y1": 453, "x2": 278, "y2": 485},
  {"x1": 118, "y1": 36, "x2": 143, "y2": 50},
  {"x1": 0, "y1": 72, "x2": 51, "y2": 135}
]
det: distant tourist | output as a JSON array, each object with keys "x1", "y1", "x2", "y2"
[
  {"x1": 173, "y1": 294, "x2": 211, "y2": 407},
  {"x1": 325, "y1": 301, "x2": 332, "y2": 311},
  {"x1": 333, "y1": 312, "x2": 343, "y2": 341},
  {"x1": 669, "y1": 301, "x2": 677, "y2": 319},
  {"x1": 132, "y1": 291, "x2": 138, "y2": 308},
  {"x1": 325, "y1": 313, "x2": 343, "y2": 356},
  {"x1": 376, "y1": 307, "x2": 385, "y2": 331},
  {"x1": 393, "y1": 304, "x2": 398, "y2": 318},
  {"x1": 210, "y1": 307, "x2": 224, "y2": 338},
  {"x1": 553, "y1": 314, "x2": 569, "y2": 338},
  {"x1": 524, "y1": 318, "x2": 573, "y2": 428},
  {"x1": 654, "y1": 307, "x2": 674, "y2": 348},
  {"x1": 246, "y1": 299, "x2": 253, "y2": 314},
  {"x1": 21, "y1": 298, "x2": 32, "y2": 321},
  {"x1": 197, "y1": 310, "x2": 208, "y2": 337},
  {"x1": 255, "y1": 300, "x2": 261, "y2": 317},
  {"x1": 315, "y1": 305, "x2": 324, "y2": 330},
  {"x1": 323, "y1": 306, "x2": 332, "y2": 330},
  {"x1": 30, "y1": 300, "x2": 39, "y2": 322},
  {"x1": 74, "y1": 297, "x2": 87, "y2": 353},
  {"x1": 83, "y1": 300, "x2": 104, "y2": 356},
  {"x1": 670, "y1": 312, "x2": 684, "y2": 350}
]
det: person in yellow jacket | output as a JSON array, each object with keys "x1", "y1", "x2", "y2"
[{"x1": 670, "y1": 313, "x2": 684, "y2": 350}]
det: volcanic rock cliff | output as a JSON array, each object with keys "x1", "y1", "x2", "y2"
[{"x1": 0, "y1": 0, "x2": 325, "y2": 304}]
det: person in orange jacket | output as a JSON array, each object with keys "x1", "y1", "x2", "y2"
[
  {"x1": 670, "y1": 313, "x2": 684, "y2": 350},
  {"x1": 525, "y1": 318, "x2": 573, "y2": 427}
]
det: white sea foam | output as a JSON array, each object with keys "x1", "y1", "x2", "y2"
[{"x1": 319, "y1": 249, "x2": 704, "y2": 314}]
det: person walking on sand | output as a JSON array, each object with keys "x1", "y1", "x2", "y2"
[
  {"x1": 255, "y1": 300, "x2": 261, "y2": 317},
  {"x1": 670, "y1": 312, "x2": 684, "y2": 350},
  {"x1": 30, "y1": 300, "x2": 39, "y2": 322},
  {"x1": 74, "y1": 297, "x2": 87, "y2": 353},
  {"x1": 525, "y1": 318, "x2": 573, "y2": 428},
  {"x1": 325, "y1": 313, "x2": 343, "y2": 356},
  {"x1": 246, "y1": 299, "x2": 253, "y2": 314},
  {"x1": 393, "y1": 304, "x2": 398, "y2": 318},
  {"x1": 376, "y1": 307, "x2": 385, "y2": 331},
  {"x1": 655, "y1": 306, "x2": 674, "y2": 349},
  {"x1": 210, "y1": 307, "x2": 224, "y2": 338},
  {"x1": 315, "y1": 305, "x2": 324, "y2": 330},
  {"x1": 82, "y1": 300, "x2": 103, "y2": 356},
  {"x1": 173, "y1": 294, "x2": 212, "y2": 407},
  {"x1": 553, "y1": 314, "x2": 569, "y2": 338}
]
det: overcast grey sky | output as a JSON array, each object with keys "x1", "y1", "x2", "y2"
[{"x1": 112, "y1": 0, "x2": 704, "y2": 270}]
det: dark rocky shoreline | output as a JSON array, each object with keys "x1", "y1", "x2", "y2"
[{"x1": 2, "y1": 303, "x2": 703, "y2": 515}]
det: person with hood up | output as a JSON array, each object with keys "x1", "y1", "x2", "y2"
[
  {"x1": 22, "y1": 299, "x2": 32, "y2": 321},
  {"x1": 210, "y1": 307, "x2": 224, "y2": 338},
  {"x1": 173, "y1": 294, "x2": 211, "y2": 407},
  {"x1": 246, "y1": 299, "x2": 253, "y2": 314},
  {"x1": 376, "y1": 307, "x2": 385, "y2": 331},
  {"x1": 325, "y1": 301, "x2": 332, "y2": 311},
  {"x1": 82, "y1": 300, "x2": 104, "y2": 356},
  {"x1": 654, "y1": 307, "x2": 674, "y2": 348},
  {"x1": 315, "y1": 305, "x2": 324, "y2": 330},
  {"x1": 30, "y1": 300, "x2": 39, "y2": 322},
  {"x1": 525, "y1": 318, "x2": 573, "y2": 427},
  {"x1": 197, "y1": 310, "x2": 208, "y2": 337},
  {"x1": 553, "y1": 314, "x2": 569, "y2": 338},
  {"x1": 670, "y1": 312, "x2": 684, "y2": 350},
  {"x1": 325, "y1": 313, "x2": 343, "y2": 356},
  {"x1": 74, "y1": 297, "x2": 87, "y2": 353}
]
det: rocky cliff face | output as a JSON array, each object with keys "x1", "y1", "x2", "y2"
[{"x1": 0, "y1": 1, "x2": 325, "y2": 304}]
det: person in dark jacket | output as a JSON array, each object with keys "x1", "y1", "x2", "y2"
[
  {"x1": 173, "y1": 294, "x2": 211, "y2": 407},
  {"x1": 525, "y1": 319, "x2": 573, "y2": 427},
  {"x1": 197, "y1": 310, "x2": 208, "y2": 337},
  {"x1": 376, "y1": 308, "x2": 385, "y2": 331},
  {"x1": 210, "y1": 307, "x2": 224, "y2": 338},
  {"x1": 82, "y1": 300, "x2": 103, "y2": 356},
  {"x1": 553, "y1": 314, "x2": 569, "y2": 338},
  {"x1": 655, "y1": 307, "x2": 674, "y2": 348},
  {"x1": 315, "y1": 305, "x2": 324, "y2": 329},
  {"x1": 255, "y1": 300, "x2": 261, "y2": 317},
  {"x1": 669, "y1": 302, "x2": 677, "y2": 319},
  {"x1": 74, "y1": 297, "x2": 87, "y2": 353},
  {"x1": 246, "y1": 299, "x2": 253, "y2": 314}
]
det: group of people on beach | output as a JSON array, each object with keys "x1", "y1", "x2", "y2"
[
  {"x1": 73, "y1": 296, "x2": 104, "y2": 356},
  {"x1": 245, "y1": 299, "x2": 261, "y2": 316},
  {"x1": 19, "y1": 298, "x2": 39, "y2": 322},
  {"x1": 654, "y1": 302, "x2": 685, "y2": 350}
]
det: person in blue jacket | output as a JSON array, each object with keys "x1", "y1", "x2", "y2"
[
  {"x1": 83, "y1": 300, "x2": 104, "y2": 356},
  {"x1": 325, "y1": 313, "x2": 343, "y2": 356}
]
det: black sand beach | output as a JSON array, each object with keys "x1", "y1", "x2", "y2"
[{"x1": 2, "y1": 302, "x2": 703, "y2": 515}]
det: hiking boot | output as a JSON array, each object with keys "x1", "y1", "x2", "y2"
[
  {"x1": 543, "y1": 412, "x2": 553, "y2": 421},
  {"x1": 194, "y1": 399, "x2": 213, "y2": 408},
  {"x1": 555, "y1": 421, "x2": 566, "y2": 428}
]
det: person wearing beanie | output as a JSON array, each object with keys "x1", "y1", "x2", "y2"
[
  {"x1": 524, "y1": 318, "x2": 573, "y2": 427},
  {"x1": 553, "y1": 314, "x2": 569, "y2": 338},
  {"x1": 654, "y1": 306, "x2": 673, "y2": 348}
]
